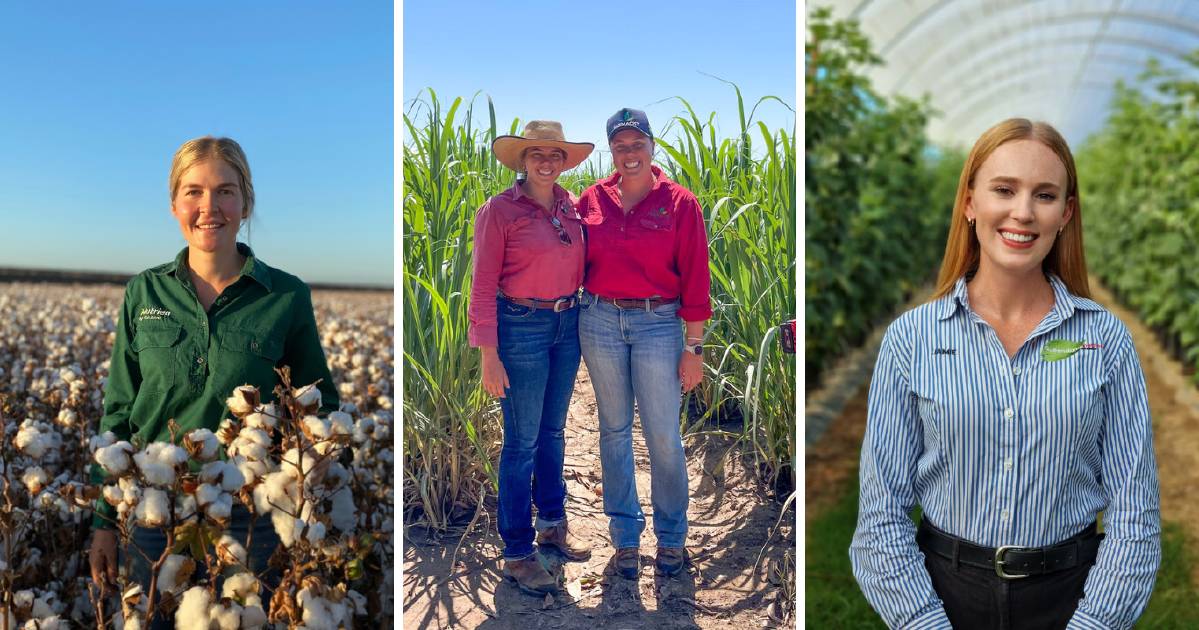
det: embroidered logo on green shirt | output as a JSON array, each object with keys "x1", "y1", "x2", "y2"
[
  {"x1": 1041, "y1": 339, "x2": 1103, "y2": 362},
  {"x1": 137, "y1": 307, "x2": 172, "y2": 321}
]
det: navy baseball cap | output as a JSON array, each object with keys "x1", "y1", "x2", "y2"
[{"x1": 606, "y1": 108, "x2": 653, "y2": 141}]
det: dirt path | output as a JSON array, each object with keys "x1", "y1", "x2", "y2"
[
  {"x1": 805, "y1": 277, "x2": 1199, "y2": 584},
  {"x1": 403, "y1": 366, "x2": 795, "y2": 629}
]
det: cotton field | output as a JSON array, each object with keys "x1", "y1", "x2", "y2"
[{"x1": 0, "y1": 282, "x2": 394, "y2": 629}]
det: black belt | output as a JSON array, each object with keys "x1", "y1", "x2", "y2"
[{"x1": 916, "y1": 518, "x2": 1102, "y2": 580}]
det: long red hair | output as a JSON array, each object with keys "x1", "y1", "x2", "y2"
[{"x1": 932, "y1": 118, "x2": 1090, "y2": 299}]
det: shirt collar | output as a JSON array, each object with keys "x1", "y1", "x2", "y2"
[
  {"x1": 507, "y1": 181, "x2": 571, "y2": 206},
  {"x1": 938, "y1": 273, "x2": 1098, "y2": 321},
  {"x1": 157, "y1": 243, "x2": 273, "y2": 292}
]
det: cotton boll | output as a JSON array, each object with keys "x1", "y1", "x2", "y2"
[
  {"x1": 221, "y1": 572, "x2": 258, "y2": 600},
  {"x1": 226, "y1": 385, "x2": 260, "y2": 417},
  {"x1": 13, "y1": 590, "x2": 33, "y2": 610},
  {"x1": 95, "y1": 441, "x2": 136, "y2": 476},
  {"x1": 15, "y1": 422, "x2": 50, "y2": 458},
  {"x1": 174, "y1": 494, "x2": 198, "y2": 522},
  {"x1": 132, "y1": 449, "x2": 174, "y2": 487},
  {"x1": 327, "y1": 411, "x2": 353, "y2": 436},
  {"x1": 233, "y1": 457, "x2": 269, "y2": 487},
  {"x1": 243, "y1": 411, "x2": 276, "y2": 431},
  {"x1": 216, "y1": 534, "x2": 247, "y2": 567},
  {"x1": 183, "y1": 429, "x2": 220, "y2": 461},
  {"x1": 302, "y1": 416, "x2": 331, "y2": 441},
  {"x1": 196, "y1": 483, "x2": 222, "y2": 507},
  {"x1": 22, "y1": 467, "x2": 48, "y2": 494},
  {"x1": 211, "y1": 600, "x2": 243, "y2": 630},
  {"x1": 118, "y1": 477, "x2": 141, "y2": 506},
  {"x1": 134, "y1": 488, "x2": 169, "y2": 527},
  {"x1": 216, "y1": 419, "x2": 239, "y2": 446},
  {"x1": 175, "y1": 587, "x2": 211, "y2": 630},
  {"x1": 55, "y1": 408, "x2": 78, "y2": 428},
  {"x1": 102, "y1": 485, "x2": 123, "y2": 507},
  {"x1": 293, "y1": 384, "x2": 322, "y2": 408},
  {"x1": 239, "y1": 427, "x2": 272, "y2": 449},
  {"x1": 329, "y1": 487, "x2": 356, "y2": 533},
  {"x1": 205, "y1": 493, "x2": 233, "y2": 521},
  {"x1": 156, "y1": 555, "x2": 194, "y2": 594},
  {"x1": 305, "y1": 521, "x2": 326, "y2": 545},
  {"x1": 199, "y1": 461, "x2": 245, "y2": 492},
  {"x1": 88, "y1": 431, "x2": 117, "y2": 453},
  {"x1": 271, "y1": 509, "x2": 299, "y2": 547}
]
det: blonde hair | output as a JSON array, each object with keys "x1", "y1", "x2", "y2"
[
  {"x1": 932, "y1": 118, "x2": 1090, "y2": 299},
  {"x1": 168, "y1": 136, "x2": 256, "y2": 220}
]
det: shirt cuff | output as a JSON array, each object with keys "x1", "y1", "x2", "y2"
[
  {"x1": 677, "y1": 305, "x2": 712, "y2": 322},
  {"x1": 904, "y1": 606, "x2": 952, "y2": 630},
  {"x1": 1066, "y1": 608, "x2": 1115, "y2": 630},
  {"x1": 469, "y1": 325, "x2": 498, "y2": 348}
]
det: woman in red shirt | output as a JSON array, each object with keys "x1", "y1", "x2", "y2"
[
  {"x1": 576, "y1": 108, "x2": 713, "y2": 579},
  {"x1": 467, "y1": 121, "x2": 594, "y2": 595}
]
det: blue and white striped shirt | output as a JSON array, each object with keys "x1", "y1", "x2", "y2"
[{"x1": 850, "y1": 274, "x2": 1160, "y2": 629}]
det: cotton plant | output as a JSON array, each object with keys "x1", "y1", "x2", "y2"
[{"x1": 0, "y1": 284, "x2": 393, "y2": 627}]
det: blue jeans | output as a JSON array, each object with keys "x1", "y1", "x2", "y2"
[
  {"x1": 124, "y1": 503, "x2": 279, "y2": 629},
  {"x1": 578, "y1": 291, "x2": 688, "y2": 549},
  {"x1": 496, "y1": 296, "x2": 581, "y2": 559}
]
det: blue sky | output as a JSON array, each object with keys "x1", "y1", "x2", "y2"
[
  {"x1": 0, "y1": 3, "x2": 392, "y2": 287},
  {"x1": 402, "y1": 0, "x2": 796, "y2": 167}
]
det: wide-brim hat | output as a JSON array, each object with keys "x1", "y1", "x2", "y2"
[{"x1": 492, "y1": 120, "x2": 594, "y2": 172}]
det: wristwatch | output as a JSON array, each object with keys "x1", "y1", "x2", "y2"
[{"x1": 684, "y1": 342, "x2": 703, "y2": 355}]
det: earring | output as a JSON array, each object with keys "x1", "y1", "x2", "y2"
[
  {"x1": 967, "y1": 218, "x2": 975, "y2": 228},
  {"x1": 1058, "y1": 226, "x2": 1063, "y2": 235}
]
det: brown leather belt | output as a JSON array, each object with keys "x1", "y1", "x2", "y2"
[
  {"x1": 595, "y1": 295, "x2": 680, "y2": 310},
  {"x1": 499, "y1": 293, "x2": 578, "y2": 312}
]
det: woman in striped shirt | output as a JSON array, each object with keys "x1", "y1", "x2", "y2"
[{"x1": 850, "y1": 119, "x2": 1160, "y2": 629}]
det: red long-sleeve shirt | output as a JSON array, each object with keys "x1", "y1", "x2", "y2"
[
  {"x1": 468, "y1": 182, "x2": 585, "y2": 347},
  {"x1": 578, "y1": 166, "x2": 712, "y2": 322}
]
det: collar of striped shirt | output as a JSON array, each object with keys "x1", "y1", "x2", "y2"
[{"x1": 849, "y1": 272, "x2": 1161, "y2": 629}]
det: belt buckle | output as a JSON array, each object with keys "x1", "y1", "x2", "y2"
[
  {"x1": 553, "y1": 298, "x2": 572, "y2": 313},
  {"x1": 994, "y1": 545, "x2": 1030, "y2": 579}
]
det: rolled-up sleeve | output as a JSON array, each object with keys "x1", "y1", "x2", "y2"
[
  {"x1": 850, "y1": 320, "x2": 950, "y2": 629},
  {"x1": 468, "y1": 199, "x2": 505, "y2": 347},
  {"x1": 1068, "y1": 329, "x2": 1160, "y2": 629},
  {"x1": 673, "y1": 192, "x2": 711, "y2": 322}
]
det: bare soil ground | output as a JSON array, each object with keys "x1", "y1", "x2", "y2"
[
  {"x1": 403, "y1": 366, "x2": 795, "y2": 629},
  {"x1": 805, "y1": 277, "x2": 1199, "y2": 584}
]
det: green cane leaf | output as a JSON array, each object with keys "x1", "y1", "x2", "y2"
[{"x1": 1042, "y1": 339, "x2": 1084, "y2": 362}]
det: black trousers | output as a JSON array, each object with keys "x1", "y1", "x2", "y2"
[{"x1": 919, "y1": 520, "x2": 1096, "y2": 630}]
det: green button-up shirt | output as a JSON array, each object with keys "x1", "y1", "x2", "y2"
[{"x1": 92, "y1": 243, "x2": 338, "y2": 529}]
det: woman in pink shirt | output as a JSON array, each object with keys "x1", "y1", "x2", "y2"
[
  {"x1": 467, "y1": 121, "x2": 593, "y2": 595},
  {"x1": 576, "y1": 108, "x2": 713, "y2": 580}
]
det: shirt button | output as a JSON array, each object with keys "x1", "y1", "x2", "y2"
[
  {"x1": 1001, "y1": 509, "x2": 1010, "y2": 521},
  {"x1": 197, "y1": 357, "x2": 205, "y2": 365},
  {"x1": 1003, "y1": 407, "x2": 1014, "y2": 419},
  {"x1": 1004, "y1": 458, "x2": 1013, "y2": 471},
  {"x1": 251, "y1": 341, "x2": 259, "y2": 351},
  {"x1": 1012, "y1": 366, "x2": 1021, "y2": 376}
]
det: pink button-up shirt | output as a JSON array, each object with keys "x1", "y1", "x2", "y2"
[
  {"x1": 577, "y1": 166, "x2": 712, "y2": 322},
  {"x1": 468, "y1": 182, "x2": 585, "y2": 347}
]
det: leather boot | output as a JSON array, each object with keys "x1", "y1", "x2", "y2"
[
  {"x1": 536, "y1": 521, "x2": 592, "y2": 561},
  {"x1": 502, "y1": 553, "x2": 558, "y2": 596}
]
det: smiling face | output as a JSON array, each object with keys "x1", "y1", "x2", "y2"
[
  {"x1": 609, "y1": 128, "x2": 653, "y2": 180},
  {"x1": 521, "y1": 146, "x2": 566, "y2": 187},
  {"x1": 171, "y1": 159, "x2": 244, "y2": 255},
  {"x1": 966, "y1": 139, "x2": 1075, "y2": 278}
]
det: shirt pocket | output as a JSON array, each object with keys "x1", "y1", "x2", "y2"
[
  {"x1": 220, "y1": 329, "x2": 286, "y2": 391},
  {"x1": 132, "y1": 323, "x2": 184, "y2": 393}
]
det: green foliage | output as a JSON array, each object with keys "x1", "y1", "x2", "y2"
[
  {"x1": 804, "y1": 7, "x2": 959, "y2": 386},
  {"x1": 1077, "y1": 61, "x2": 1199, "y2": 379}
]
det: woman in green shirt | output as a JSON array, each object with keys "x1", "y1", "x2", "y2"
[{"x1": 87, "y1": 136, "x2": 339, "y2": 624}]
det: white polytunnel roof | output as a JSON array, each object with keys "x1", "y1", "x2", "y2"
[{"x1": 820, "y1": 0, "x2": 1199, "y2": 149}]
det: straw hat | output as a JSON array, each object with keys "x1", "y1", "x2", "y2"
[{"x1": 491, "y1": 121, "x2": 594, "y2": 172}]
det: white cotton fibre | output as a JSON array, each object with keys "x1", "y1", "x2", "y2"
[
  {"x1": 156, "y1": 554, "x2": 191, "y2": 594},
  {"x1": 134, "y1": 488, "x2": 169, "y2": 527},
  {"x1": 174, "y1": 587, "x2": 212, "y2": 630},
  {"x1": 95, "y1": 442, "x2": 134, "y2": 475},
  {"x1": 216, "y1": 534, "x2": 248, "y2": 567},
  {"x1": 211, "y1": 600, "x2": 243, "y2": 630},
  {"x1": 221, "y1": 572, "x2": 258, "y2": 600}
]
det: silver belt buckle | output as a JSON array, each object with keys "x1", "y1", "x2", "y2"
[
  {"x1": 994, "y1": 545, "x2": 1030, "y2": 579},
  {"x1": 553, "y1": 298, "x2": 572, "y2": 313}
]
